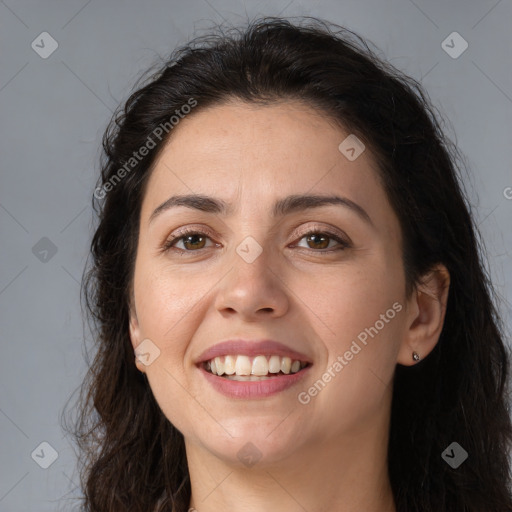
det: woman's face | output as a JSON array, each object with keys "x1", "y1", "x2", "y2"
[{"x1": 129, "y1": 99, "x2": 414, "y2": 467}]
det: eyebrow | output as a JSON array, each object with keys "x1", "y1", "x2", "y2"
[{"x1": 148, "y1": 193, "x2": 374, "y2": 227}]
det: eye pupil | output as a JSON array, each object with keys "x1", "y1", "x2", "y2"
[
  {"x1": 183, "y1": 234, "x2": 206, "y2": 250},
  {"x1": 307, "y1": 233, "x2": 329, "y2": 249}
]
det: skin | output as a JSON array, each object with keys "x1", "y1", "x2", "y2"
[{"x1": 129, "y1": 99, "x2": 450, "y2": 512}]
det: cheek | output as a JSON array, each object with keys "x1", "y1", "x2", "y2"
[
  {"x1": 134, "y1": 261, "x2": 209, "y2": 342},
  {"x1": 298, "y1": 258, "x2": 403, "y2": 338},
  {"x1": 144, "y1": 363, "x2": 201, "y2": 438},
  {"x1": 133, "y1": 265, "x2": 210, "y2": 433},
  {"x1": 300, "y1": 263, "x2": 403, "y2": 403},
  {"x1": 302, "y1": 308, "x2": 402, "y2": 436}
]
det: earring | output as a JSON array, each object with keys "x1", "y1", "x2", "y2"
[{"x1": 412, "y1": 351, "x2": 420, "y2": 362}]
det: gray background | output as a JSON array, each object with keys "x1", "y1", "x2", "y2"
[{"x1": 1, "y1": 0, "x2": 511, "y2": 510}]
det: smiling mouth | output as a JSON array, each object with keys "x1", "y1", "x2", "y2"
[{"x1": 202, "y1": 354, "x2": 310, "y2": 380}]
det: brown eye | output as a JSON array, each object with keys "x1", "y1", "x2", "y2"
[
  {"x1": 305, "y1": 233, "x2": 330, "y2": 250},
  {"x1": 180, "y1": 233, "x2": 207, "y2": 250},
  {"x1": 295, "y1": 230, "x2": 349, "y2": 252},
  {"x1": 162, "y1": 229, "x2": 215, "y2": 252}
]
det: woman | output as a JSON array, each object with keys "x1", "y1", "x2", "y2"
[{"x1": 64, "y1": 16, "x2": 512, "y2": 512}]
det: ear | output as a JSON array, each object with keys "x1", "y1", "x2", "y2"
[
  {"x1": 397, "y1": 264, "x2": 450, "y2": 366},
  {"x1": 129, "y1": 302, "x2": 146, "y2": 374}
]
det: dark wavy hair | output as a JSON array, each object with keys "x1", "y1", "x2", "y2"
[{"x1": 61, "y1": 15, "x2": 512, "y2": 512}]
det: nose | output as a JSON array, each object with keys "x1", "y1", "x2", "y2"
[{"x1": 213, "y1": 248, "x2": 290, "y2": 321}]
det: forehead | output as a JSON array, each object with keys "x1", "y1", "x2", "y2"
[
  {"x1": 141, "y1": 99, "x2": 390, "y2": 224},
  {"x1": 152, "y1": 99, "x2": 354, "y2": 167}
]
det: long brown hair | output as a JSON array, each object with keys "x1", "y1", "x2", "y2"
[{"x1": 62, "y1": 16, "x2": 512, "y2": 512}]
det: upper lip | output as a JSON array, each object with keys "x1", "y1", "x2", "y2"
[{"x1": 195, "y1": 339, "x2": 313, "y2": 365}]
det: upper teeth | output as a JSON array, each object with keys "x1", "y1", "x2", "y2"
[{"x1": 205, "y1": 355, "x2": 307, "y2": 376}]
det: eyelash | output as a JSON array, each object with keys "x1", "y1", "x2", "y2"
[{"x1": 161, "y1": 226, "x2": 351, "y2": 255}]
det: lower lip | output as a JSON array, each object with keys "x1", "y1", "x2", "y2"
[{"x1": 198, "y1": 364, "x2": 312, "y2": 399}]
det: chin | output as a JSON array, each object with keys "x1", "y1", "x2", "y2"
[{"x1": 197, "y1": 421, "x2": 307, "y2": 468}]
